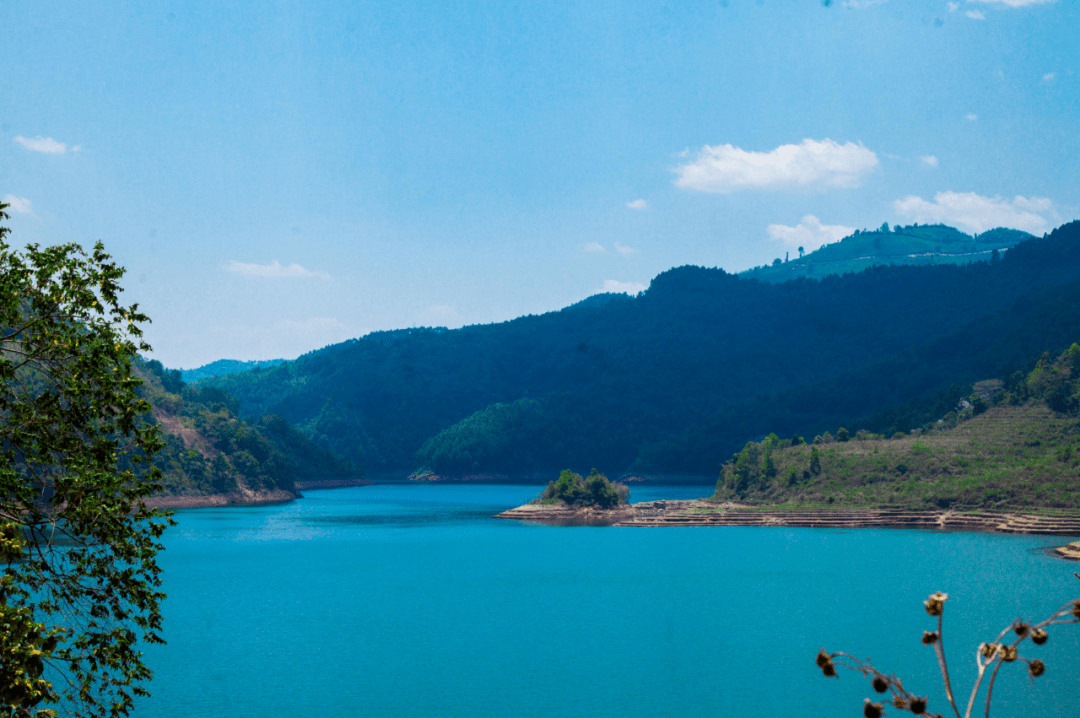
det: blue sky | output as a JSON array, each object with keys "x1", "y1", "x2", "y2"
[{"x1": 1, "y1": 0, "x2": 1076, "y2": 368}]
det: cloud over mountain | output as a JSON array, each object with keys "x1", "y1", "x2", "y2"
[
  {"x1": 767, "y1": 215, "x2": 855, "y2": 252},
  {"x1": 674, "y1": 138, "x2": 878, "y2": 194},
  {"x1": 893, "y1": 191, "x2": 1055, "y2": 234}
]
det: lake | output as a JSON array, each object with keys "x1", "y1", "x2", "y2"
[{"x1": 136, "y1": 483, "x2": 1080, "y2": 717}]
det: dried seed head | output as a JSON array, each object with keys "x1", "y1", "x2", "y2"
[
  {"x1": 998, "y1": 645, "x2": 1018, "y2": 662},
  {"x1": 1014, "y1": 621, "x2": 1029, "y2": 637},
  {"x1": 863, "y1": 699, "x2": 884, "y2": 718},
  {"x1": 872, "y1": 675, "x2": 888, "y2": 693},
  {"x1": 1072, "y1": 600, "x2": 1080, "y2": 620},
  {"x1": 979, "y1": 643, "x2": 998, "y2": 659},
  {"x1": 909, "y1": 697, "x2": 928, "y2": 715},
  {"x1": 893, "y1": 697, "x2": 908, "y2": 710},
  {"x1": 924, "y1": 591, "x2": 948, "y2": 617},
  {"x1": 816, "y1": 650, "x2": 832, "y2": 667},
  {"x1": 921, "y1": 631, "x2": 940, "y2": 645},
  {"x1": 1031, "y1": 628, "x2": 1049, "y2": 646},
  {"x1": 1028, "y1": 659, "x2": 1045, "y2": 677},
  {"x1": 821, "y1": 661, "x2": 837, "y2": 677}
]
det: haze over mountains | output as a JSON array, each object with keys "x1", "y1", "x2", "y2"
[{"x1": 175, "y1": 221, "x2": 1080, "y2": 481}]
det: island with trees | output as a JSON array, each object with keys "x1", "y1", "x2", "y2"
[{"x1": 496, "y1": 469, "x2": 632, "y2": 524}]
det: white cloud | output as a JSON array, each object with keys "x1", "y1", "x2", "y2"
[
  {"x1": 602, "y1": 279, "x2": 647, "y2": 295},
  {"x1": 965, "y1": 113, "x2": 979, "y2": 121},
  {"x1": 947, "y1": 1, "x2": 960, "y2": 10},
  {"x1": 224, "y1": 260, "x2": 329, "y2": 279},
  {"x1": 626, "y1": 199, "x2": 648, "y2": 210},
  {"x1": 1042, "y1": 72, "x2": 1056, "y2": 82},
  {"x1": 921, "y1": 155, "x2": 939, "y2": 167},
  {"x1": 766, "y1": 215, "x2": 855, "y2": 253},
  {"x1": 614, "y1": 242, "x2": 639, "y2": 256},
  {"x1": 13, "y1": 136, "x2": 71, "y2": 154},
  {"x1": 582, "y1": 242, "x2": 607, "y2": 254},
  {"x1": 893, "y1": 191, "x2": 1055, "y2": 234},
  {"x1": 969, "y1": 0, "x2": 1055, "y2": 6},
  {"x1": 2, "y1": 195, "x2": 33, "y2": 214},
  {"x1": 966, "y1": 9, "x2": 987, "y2": 18},
  {"x1": 673, "y1": 138, "x2": 878, "y2": 194},
  {"x1": 415, "y1": 304, "x2": 464, "y2": 329}
]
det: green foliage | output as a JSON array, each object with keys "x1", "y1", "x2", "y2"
[
  {"x1": 708, "y1": 343, "x2": 1080, "y2": 509},
  {"x1": 0, "y1": 202, "x2": 172, "y2": 717},
  {"x1": 135, "y1": 359, "x2": 363, "y2": 495},
  {"x1": 538, "y1": 469, "x2": 629, "y2": 508}
]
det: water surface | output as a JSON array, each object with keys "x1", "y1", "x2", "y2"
[{"x1": 137, "y1": 484, "x2": 1080, "y2": 717}]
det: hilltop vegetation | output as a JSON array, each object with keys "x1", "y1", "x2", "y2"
[
  {"x1": 206, "y1": 221, "x2": 1080, "y2": 478},
  {"x1": 744, "y1": 224, "x2": 1030, "y2": 283},
  {"x1": 712, "y1": 345, "x2": 1080, "y2": 510}
]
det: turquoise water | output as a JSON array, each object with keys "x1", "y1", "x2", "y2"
[{"x1": 137, "y1": 484, "x2": 1080, "y2": 717}]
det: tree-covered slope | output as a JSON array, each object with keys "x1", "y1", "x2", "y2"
[
  {"x1": 208, "y1": 221, "x2": 1080, "y2": 477},
  {"x1": 136, "y1": 359, "x2": 363, "y2": 496},
  {"x1": 710, "y1": 344, "x2": 1080, "y2": 511},
  {"x1": 744, "y1": 224, "x2": 1031, "y2": 283}
]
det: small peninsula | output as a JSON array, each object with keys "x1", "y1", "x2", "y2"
[{"x1": 499, "y1": 345, "x2": 1080, "y2": 556}]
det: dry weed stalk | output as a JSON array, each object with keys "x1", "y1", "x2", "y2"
[{"x1": 817, "y1": 574, "x2": 1080, "y2": 718}]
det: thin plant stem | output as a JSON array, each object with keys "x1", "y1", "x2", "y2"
[{"x1": 934, "y1": 611, "x2": 962, "y2": 718}]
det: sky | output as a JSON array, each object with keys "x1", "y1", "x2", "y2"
[{"x1": 1, "y1": 0, "x2": 1076, "y2": 368}]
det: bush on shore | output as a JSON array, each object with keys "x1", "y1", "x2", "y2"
[{"x1": 536, "y1": 469, "x2": 630, "y2": 508}]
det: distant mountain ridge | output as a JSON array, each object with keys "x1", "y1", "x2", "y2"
[
  {"x1": 182, "y1": 358, "x2": 287, "y2": 383},
  {"x1": 203, "y1": 221, "x2": 1080, "y2": 478},
  {"x1": 744, "y1": 224, "x2": 1032, "y2": 283}
]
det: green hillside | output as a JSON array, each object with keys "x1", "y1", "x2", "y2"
[
  {"x1": 207, "y1": 221, "x2": 1080, "y2": 478},
  {"x1": 744, "y1": 224, "x2": 1031, "y2": 283},
  {"x1": 712, "y1": 345, "x2": 1080, "y2": 510},
  {"x1": 136, "y1": 359, "x2": 363, "y2": 496}
]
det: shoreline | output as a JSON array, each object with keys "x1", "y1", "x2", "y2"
[
  {"x1": 144, "y1": 488, "x2": 300, "y2": 510},
  {"x1": 496, "y1": 500, "x2": 1080, "y2": 558}
]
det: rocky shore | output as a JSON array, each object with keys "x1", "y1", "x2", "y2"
[
  {"x1": 144, "y1": 488, "x2": 299, "y2": 510},
  {"x1": 496, "y1": 500, "x2": 1080, "y2": 557}
]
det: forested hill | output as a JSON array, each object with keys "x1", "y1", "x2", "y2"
[
  {"x1": 135, "y1": 359, "x2": 364, "y2": 497},
  {"x1": 207, "y1": 221, "x2": 1080, "y2": 478},
  {"x1": 743, "y1": 224, "x2": 1031, "y2": 283}
]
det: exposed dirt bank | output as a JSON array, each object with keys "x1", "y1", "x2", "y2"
[
  {"x1": 1056, "y1": 541, "x2": 1080, "y2": 561},
  {"x1": 496, "y1": 501, "x2": 1080, "y2": 558},
  {"x1": 145, "y1": 488, "x2": 299, "y2": 510},
  {"x1": 495, "y1": 502, "x2": 636, "y2": 525}
]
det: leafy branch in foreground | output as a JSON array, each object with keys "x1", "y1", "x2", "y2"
[
  {"x1": 816, "y1": 577, "x2": 1080, "y2": 718},
  {"x1": 0, "y1": 202, "x2": 173, "y2": 718}
]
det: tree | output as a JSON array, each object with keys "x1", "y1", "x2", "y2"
[
  {"x1": 798, "y1": 246, "x2": 805, "y2": 258},
  {"x1": 0, "y1": 202, "x2": 172, "y2": 718}
]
